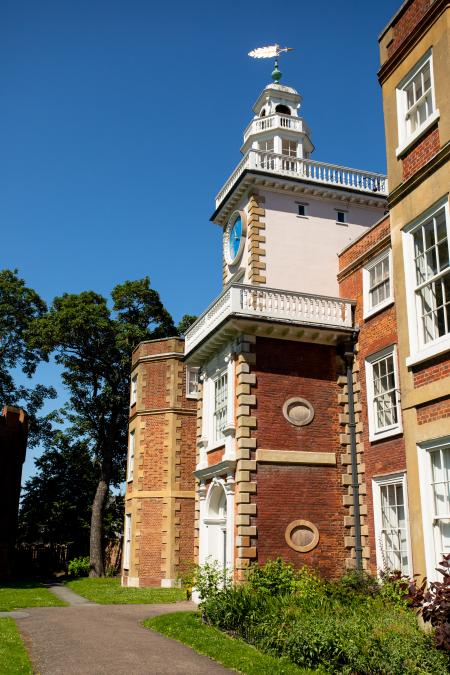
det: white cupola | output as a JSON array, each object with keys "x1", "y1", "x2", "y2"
[{"x1": 240, "y1": 80, "x2": 314, "y2": 159}]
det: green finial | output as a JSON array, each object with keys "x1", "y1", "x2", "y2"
[{"x1": 271, "y1": 58, "x2": 282, "y2": 83}]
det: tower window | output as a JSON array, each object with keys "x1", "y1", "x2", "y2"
[
  {"x1": 282, "y1": 139, "x2": 297, "y2": 157},
  {"x1": 260, "y1": 108, "x2": 266, "y2": 117},
  {"x1": 336, "y1": 210, "x2": 347, "y2": 224},
  {"x1": 275, "y1": 104, "x2": 291, "y2": 115}
]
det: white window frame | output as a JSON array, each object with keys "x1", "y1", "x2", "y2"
[
  {"x1": 186, "y1": 366, "x2": 199, "y2": 399},
  {"x1": 365, "y1": 345, "x2": 402, "y2": 442},
  {"x1": 123, "y1": 513, "x2": 132, "y2": 570},
  {"x1": 403, "y1": 197, "x2": 450, "y2": 366},
  {"x1": 363, "y1": 249, "x2": 394, "y2": 319},
  {"x1": 130, "y1": 373, "x2": 138, "y2": 407},
  {"x1": 418, "y1": 436, "x2": 450, "y2": 582},
  {"x1": 395, "y1": 49, "x2": 439, "y2": 157},
  {"x1": 213, "y1": 370, "x2": 228, "y2": 444},
  {"x1": 372, "y1": 472, "x2": 412, "y2": 576},
  {"x1": 127, "y1": 430, "x2": 135, "y2": 482}
]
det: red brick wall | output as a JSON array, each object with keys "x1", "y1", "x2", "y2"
[
  {"x1": 339, "y1": 217, "x2": 390, "y2": 273},
  {"x1": 207, "y1": 447, "x2": 225, "y2": 467},
  {"x1": 402, "y1": 126, "x2": 440, "y2": 181},
  {"x1": 413, "y1": 352, "x2": 450, "y2": 387},
  {"x1": 338, "y1": 219, "x2": 407, "y2": 574},
  {"x1": 255, "y1": 465, "x2": 346, "y2": 578},
  {"x1": 252, "y1": 337, "x2": 345, "y2": 577},
  {"x1": 254, "y1": 338, "x2": 339, "y2": 454},
  {"x1": 125, "y1": 338, "x2": 196, "y2": 586},
  {"x1": 387, "y1": 0, "x2": 434, "y2": 58},
  {"x1": 135, "y1": 499, "x2": 164, "y2": 585},
  {"x1": 417, "y1": 396, "x2": 450, "y2": 424}
]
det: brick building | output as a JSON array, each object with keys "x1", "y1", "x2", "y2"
[
  {"x1": 0, "y1": 406, "x2": 28, "y2": 578},
  {"x1": 123, "y1": 0, "x2": 450, "y2": 586},
  {"x1": 377, "y1": 0, "x2": 450, "y2": 581}
]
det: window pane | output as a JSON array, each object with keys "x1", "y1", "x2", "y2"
[{"x1": 379, "y1": 481, "x2": 409, "y2": 573}]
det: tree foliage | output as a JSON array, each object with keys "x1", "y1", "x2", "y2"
[
  {"x1": 19, "y1": 431, "x2": 97, "y2": 554},
  {"x1": 0, "y1": 269, "x2": 56, "y2": 446},
  {"x1": 28, "y1": 277, "x2": 176, "y2": 575}
]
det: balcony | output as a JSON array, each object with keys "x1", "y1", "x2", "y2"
[
  {"x1": 215, "y1": 149, "x2": 388, "y2": 208},
  {"x1": 185, "y1": 284, "x2": 355, "y2": 362},
  {"x1": 242, "y1": 113, "x2": 310, "y2": 144}
]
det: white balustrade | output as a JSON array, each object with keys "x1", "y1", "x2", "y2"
[
  {"x1": 185, "y1": 284, "x2": 354, "y2": 355},
  {"x1": 215, "y1": 149, "x2": 387, "y2": 206},
  {"x1": 243, "y1": 114, "x2": 305, "y2": 143}
]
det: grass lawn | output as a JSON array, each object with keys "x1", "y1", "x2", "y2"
[
  {"x1": 0, "y1": 580, "x2": 66, "y2": 611},
  {"x1": 65, "y1": 577, "x2": 185, "y2": 604},
  {"x1": 144, "y1": 611, "x2": 316, "y2": 675},
  {"x1": 0, "y1": 618, "x2": 33, "y2": 674}
]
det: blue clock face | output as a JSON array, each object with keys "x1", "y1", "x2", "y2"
[{"x1": 229, "y1": 215, "x2": 242, "y2": 261}]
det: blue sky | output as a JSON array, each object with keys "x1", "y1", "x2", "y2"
[{"x1": 2, "y1": 0, "x2": 400, "y2": 480}]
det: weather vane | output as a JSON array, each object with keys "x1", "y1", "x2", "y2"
[{"x1": 248, "y1": 44, "x2": 294, "y2": 83}]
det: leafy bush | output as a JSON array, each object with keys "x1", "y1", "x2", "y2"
[
  {"x1": 409, "y1": 553, "x2": 450, "y2": 651},
  {"x1": 67, "y1": 556, "x2": 90, "y2": 577},
  {"x1": 194, "y1": 558, "x2": 231, "y2": 603},
  {"x1": 201, "y1": 560, "x2": 450, "y2": 673},
  {"x1": 246, "y1": 558, "x2": 298, "y2": 595},
  {"x1": 379, "y1": 569, "x2": 410, "y2": 609}
]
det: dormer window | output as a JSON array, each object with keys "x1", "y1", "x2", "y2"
[{"x1": 275, "y1": 104, "x2": 290, "y2": 115}]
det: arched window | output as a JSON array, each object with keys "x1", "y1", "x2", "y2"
[
  {"x1": 260, "y1": 108, "x2": 266, "y2": 117},
  {"x1": 275, "y1": 104, "x2": 291, "y2": 115}
]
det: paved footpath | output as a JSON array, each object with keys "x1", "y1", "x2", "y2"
[{"x1": 11, "y1": 586, "x2": 231, "y2": 675}]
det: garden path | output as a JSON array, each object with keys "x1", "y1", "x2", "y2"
[{"x1": 14, "y1": 591, "x2": 231, "y2": 674}]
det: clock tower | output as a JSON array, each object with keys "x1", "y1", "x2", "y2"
[{"x1": 186, "y1": 62, "x2": 388, "y2": 582}]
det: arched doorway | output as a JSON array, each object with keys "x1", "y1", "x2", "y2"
[{"x1": 205, "y1": 482, "x2": 227, "y2": 572}]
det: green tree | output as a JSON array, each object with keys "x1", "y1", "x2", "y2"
[
  {"x1": 28, "y1": 277, "x2": 176, "y2": 576},
  {"x1": 18, "y1": 431, "x2": 97, "y2": 554},
  {"x1": 176, "y1": 314, "x2": 197, "y2": 336},
  {"x1": 0, "y1": 269, "x2": 56, "y2": 445}
]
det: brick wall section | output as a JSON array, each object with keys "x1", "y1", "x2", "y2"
[
  {"x1": 123, "y1": 337, "x2": 196, "y2": 587},
  {"x1": 417, "y1": 396, "x2": 450, "y2": 424},
  {"x1": 255, "y1": 339, "x2": 339, "y2": 453},
  {"x1": 338, "y1": 216, "x2": 408, "y2": 574},
  {"x1": 402, "y1": 126, "x2": 440, "y2": 181},
  {"x1": 339, "y1": 217, "x2": 390, "y2": 273},
  {"x1": 387, "y1": 0, "x2": 435, "y2": 58},
  {"x1": 413, "y1": 351, "x2": 450, "y2": 387},
  {"x1": 253, "y1": 337, "x2": 347, "y2": 578},
  {"x1": 256, "y1": 465, "x2": 346, "y2": 577}
]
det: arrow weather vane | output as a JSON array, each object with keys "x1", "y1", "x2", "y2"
[{"x1": 248, "y1": 44, "x2": 293, "y2": 83}]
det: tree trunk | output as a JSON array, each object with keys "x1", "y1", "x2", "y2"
[{"x1": 89, "y1": 478, "x2": 108, "y2": 577}]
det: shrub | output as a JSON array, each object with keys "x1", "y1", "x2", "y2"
[
  {"x1": 67, "y1": 556, "x2": 90, "y2": 577},
  {"x1": 408, "y1": 553, "x2": 450, "y2": 652},
  {"x1": 202, "y1": 560, "x2": 450, "y2": 673},
  {"x1": 246, "y1": 558, "x2": 297, "y2": 595},
  {"x1": 195, "y1": 558, "x2": 231, "y2": 603},
  {"x1": 379, "y1": 569, "x2": 410, "y2": 609}
]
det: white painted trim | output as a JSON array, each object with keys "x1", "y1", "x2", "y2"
[
  {"x1": 395, "y1": 49, "x2": 438, "y2": 156},
  {"x1": 127, "y1": 430, "x2": 135, "y2": 482},
  {"x1": 417, "y1": 436, "x2": 450, "y2": 582},
  {"x1": 363, "y1": 248, "x2": 393, "y2": 321},
  {"x1": 372, "y1": 472, "x2": 412, "y2": 576},
  {"x1": 365, "y1": 345, "x2": 402, "y2": 442},
  {"x1": 402, "y1": 197, "x2": 450, "y2": 365},
  {"x1": 123, "y1": 513, "x2": 132, "y2": 570}
]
